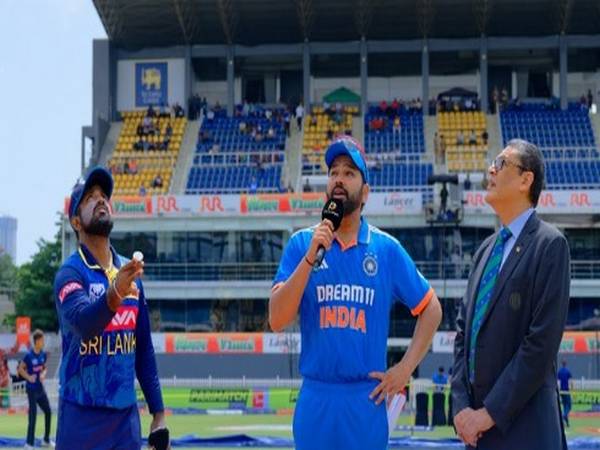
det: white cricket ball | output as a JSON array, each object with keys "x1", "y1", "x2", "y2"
[{"x1": 133, "y1": 251, "x2": 144, "y2": 262}]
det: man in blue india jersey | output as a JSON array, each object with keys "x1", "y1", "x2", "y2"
[{"x1": 269, "y1": 136, "x2": 442, "y2": 450}]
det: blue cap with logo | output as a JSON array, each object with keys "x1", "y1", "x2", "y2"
[
  {"x1": 325, "y1": 136, "x2": 369, "y2": 184},
  {"x1": 68, "y1": 166, "x2": 114, "y2": 220}
]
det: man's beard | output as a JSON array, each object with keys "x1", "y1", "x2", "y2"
[
  {"x1": 328, "y1": 186, "x2": 363, "y2": 216},
  {"x1": 82, "y1": 215, "x2": 113, "y2": 237}
]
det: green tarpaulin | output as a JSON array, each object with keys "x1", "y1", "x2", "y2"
[{"x1": 322, "y1": 87, "x2": 360, "y2": 103}]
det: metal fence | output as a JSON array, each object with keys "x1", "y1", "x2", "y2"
[{"x1": 142, "y1": 260, "x2": 600, "y2": 281}]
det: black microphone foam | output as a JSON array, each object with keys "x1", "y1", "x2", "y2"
[{"x1": 314, "y1": 198, "x2": 344, "y2": 267}]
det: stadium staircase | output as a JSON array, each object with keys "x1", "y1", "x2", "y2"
[
  {"x1": 588, "y1": 112, "x2": 600, "y2": 147},
  {"x1": 97, "y1": 122, "x2": 123, "y2": 168},
  {"x1": 283, "y1": 121, "x2": 303, "y2": 192},
  {"x1": 171, "y1": 119, "x2": 201, "y2": 194},
  {"x1": 486, "y1": 114, "x2": 502, "y2": 161},
  {"x1": 352, "y1": 115, "x2": 364, "y2": 145}
]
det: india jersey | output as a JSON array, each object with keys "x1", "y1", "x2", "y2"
[{"x1": 274, "y1": 217, "x2": 433, "y2": 383}]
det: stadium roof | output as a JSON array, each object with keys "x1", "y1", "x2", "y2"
[{"x1": 94, "y1": 0, "x2": 600, "y2": 49}]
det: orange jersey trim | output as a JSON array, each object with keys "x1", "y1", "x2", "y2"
[
  {"x1": 411, "y1": 287, "x2": 434, "y2": 316},
  {"x1": 335, "y1": 237, "x2": 357, "y2": 251}
]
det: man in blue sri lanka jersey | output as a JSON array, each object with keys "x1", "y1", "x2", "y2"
[
  {"x1": 53, "y1": 167, "x2": 167, "y2": 450},
  {"x1": 19, "y1": 329, "x2": 53, "y2": 448},
  {"x1": 269, "y1": 136, "x2": 443, "y2": 450}
]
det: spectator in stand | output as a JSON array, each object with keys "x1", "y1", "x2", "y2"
[
  {"x1": 206, "y1": 109, "x2": 215, "y2": 124},
  {"x1": 492, "y1": 86, "x2": 499, "y2": 113},
  {"x1": 303, "y1": 178, "x2": 312, "y2": 192},
  {"x1": 465, "y1": 97, "x2": 473, "y2": 111},
  {"x1": 142, "y1": 116, "x2": 154, "y2": 136},
  {"x1": 587, "y1": 89, "x2": 594, "y2": 108},
  {"x1": 284, "y1": 109, "x2": 291, "y2": 137},
  {"x1": 482, "y1": 130, "x2": 489, "y2": 145},
  {"x1": 393, "y1": 116, "x2": 401, "y2": 135},
  {"x1": 152, "y1": 174, "x2": 164, "y2": 189},
  {"x1": 456, "y1": 130, "x2": 465, "y2": 146},
  {"x1": 146, "y1": 105, "x2": 156, "y2": 118},
  {"x1": 127, "y1": 159, "x2": 138, "y2": 175},
  {"x1": 159, "y1": 102, "x2": 169, "y2": 118},
  {"x1": 379, "y1": 100, "x2": 388, "y2": 114},
  {"x1": 415, "y1": 98, "x2": 422, "y2": 112},
  {"x1": 165, "y1": 123, "x2": 173, "y2": 138},
  {"x1": 267, "y1": 126, "x2": 276, "y2": 140},
  {"x1": 296, "y1": 102, "x2": 304, "y2": 131},
  {"x1": 139, "y1": 185, "x2": 147, "y2": 197},
  {"x1": 239, "y1": 120, "x2": 247, "y2": 134},
  {"x1": 160, "y1": 135, "x2": 170, "y2": 151},
  {"x1": 133, "y1": 137, "x2": 144, "y2": 151},
  {"x1": 249, "y1": 177, "x2": 258, "y2": 194},
  {"x1": 142, "y1": 136, "x2": 151, "y2": 153},
  {"x1": 391, "y1": 98, "x2": 399, "y2": 115},
  {"x1": 173, "y1": 103, "x2": 185, "y2": 118},
  {"x1": 287, "y1": 182, "x2": 294, "y2": 193},
  {"x1": 310, "y1": 114, "x2": 318, "y2": 127},
  {"x1": 242, "y1": 100, "x2": 250, "y2": 116},
  {"x1": 136, "y1": 122, "x2": 144, "y2": 136},
  {"x1": 265, "y1": 109, "x2": 272, "y2": 120},
  {"x1": 468, "y1": 130, "x2": 477, "y2": 145},
  {"x1": 500, "y1": 87, "x2": 509, "y2": 110}
]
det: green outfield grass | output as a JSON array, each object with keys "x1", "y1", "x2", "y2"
[{"x1": 0, "y1": 411, "x2": 598, "y2": 450}]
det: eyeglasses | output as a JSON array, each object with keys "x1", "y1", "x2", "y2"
[{"x1": 491, "y1": 156, "x2": 528, "y2": 173}]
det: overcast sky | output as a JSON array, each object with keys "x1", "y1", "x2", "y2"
[{"x1": 0, "y1": 0, "x2": 107, "y2": 264}]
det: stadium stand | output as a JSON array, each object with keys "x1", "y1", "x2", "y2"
[
  {"x1": 110, "y1": 110, "x2": 186, "y2": 195},
  {"x1": 438, "y1": 111, "x2": 488, "y2": 172},
  {"x1": 501, "y1": 104, "x2": 600, "y2": 188},
  {"x1": 363, "y1": 104, "x2": 433, "y2": 192},
  {"x1": 186, "y1": 108, "x2": 286, "y2": 194},
  {"x1": 302, "y1": 104, "x2": 359, "y2": 174}
]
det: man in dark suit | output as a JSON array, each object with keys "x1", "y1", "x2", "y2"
[{"x1": 451, "y1": 139, "x2": 570, "y2": 449}]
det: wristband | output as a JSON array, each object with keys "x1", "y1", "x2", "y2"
[
  {"x1": 304, "y1": 256, "x2": 315, "y2": 267},
  {"x1": 111, "y1": 279, "x2": 125, "y2": 301}
]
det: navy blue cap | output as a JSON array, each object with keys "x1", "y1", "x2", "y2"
[
  {"x1": 68, "y1": 166, "x2": 114, "y2": 220},
  {"x1": 325, "y1": 136, "x2": 369, "y2": 184}
]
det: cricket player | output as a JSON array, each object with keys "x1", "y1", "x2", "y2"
[{"x1": 269, "y1": 136, "x2": 442, "y2": 449}]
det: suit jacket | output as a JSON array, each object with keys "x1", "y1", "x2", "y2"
[{"x1": 451, "y1": 212, "x2": 570, "y2": 450}]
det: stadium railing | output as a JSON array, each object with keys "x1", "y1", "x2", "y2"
[{"x1": 141, "y1": 260, "x2": 600, "y2": 281}]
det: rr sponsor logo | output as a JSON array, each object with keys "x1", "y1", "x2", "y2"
[
  {"x1": 58, "y1": 282, "x2": 83, "y2": 303},
  {"x1": 105, "y1": 306, "x2": 139, "y2": 331}
]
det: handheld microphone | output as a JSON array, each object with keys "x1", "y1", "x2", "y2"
[{"x1": 314, "y1": 198, "x2": 344, "y2": 267}]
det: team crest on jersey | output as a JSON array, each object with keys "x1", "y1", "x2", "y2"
[
  {"x1": 362, "y1": 253, "x2": 378, "y2": 276},
  {"x1": 89, "y1": 283, "x2": 106, "y2": 301}
]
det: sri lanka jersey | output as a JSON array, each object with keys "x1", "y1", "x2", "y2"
[{"x1": 54, "y1": 245, "x2": 163, "y2": 413}]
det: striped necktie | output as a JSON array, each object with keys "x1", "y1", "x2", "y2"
[{"x1": 469, "y1": 227, "x2": 512, "y2": 381}]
